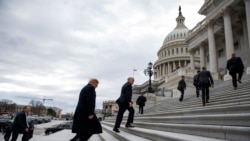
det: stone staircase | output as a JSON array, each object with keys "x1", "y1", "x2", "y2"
[
  {"x1": 98, "y1": 75, "x2": 250, "y2": 141},
  {"x1": 21, "y1": 75, "x2": 250, "y2": 141}
]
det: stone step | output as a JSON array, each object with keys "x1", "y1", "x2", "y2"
[
  {"x1": 157, "y1": 95, "x2": 250, "y2": 111},
  {"x1": 145, "y1": 88, "x2": 250, "y2": 112},
  {"x1": 34, "y1": 129, "x2": 119, "y2": 141},
  {"x1": 103, "y1": 120, "x2": 250, "y2": 141},
  {"x1": 144, "y1": 86, "x2": 250, "y2": 113},
  {"x1": 106, "y1": 103, "x2": 250, "y2": 122},
  {"x1": 102, "y1": 123, "x2": 152, "y2": 141},
  {"x1": 135, "y1": 103, "x2": 250, "y2": 117},
  {"x1": 108, "y1": 113, "x2": 250, "y2": 127},
  {"x1": 102, "y1": 122, "x2": 228, "y2": 141},
  {"x1": 129, "y1": 122, "x2": 250, "y2": 141}
]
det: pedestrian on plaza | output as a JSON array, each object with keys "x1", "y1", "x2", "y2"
[
  {"x1": 10, "y1": 106, "x2": 31, "y2": 141},
  {"x1": 136, "y1": 93, "x2": 147, "y2": 114},
  {"x1": 227, "y1": 53, "x2": 245, "y2": 90},
  {"x1": 197, "y1": 67, "x2": 214, "y2": 106},
  {"x1": 113, "y1": 77, "x2": 135, "y2": 133},
  {"x1": 177, "y1": 76, "x2": 186, "y2": 102},
  {"x1": 26, "y1": 120, "x2": 34, "y2": 140},
  {"x1": 71, "y1": 78, "x2": 102, "y2": 141},
  {"x1": 193, "y1": 70, "x2": 201, "y2": 97}
]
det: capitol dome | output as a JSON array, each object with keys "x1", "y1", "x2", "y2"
[
  {"x1": 163, "y1": 7, "x2": 189, "y2": 45},
  {"x1": 153, "y1": 6, "x2": 194, "y2": 80}
]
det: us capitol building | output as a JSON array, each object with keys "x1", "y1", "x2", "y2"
[{"x1": 133, "y1": 0, "x2": 250, "y2": 103}]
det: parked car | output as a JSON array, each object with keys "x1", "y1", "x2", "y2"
[
  {"x1": 45, "y1": 121, "x2": 72, "y2": 135},
  {"x1": 27, "y1": 115, "x2": 52, "y2": 124},
  {"x1": 0, "y1": 116, "x2": 12, "y2": 132}
]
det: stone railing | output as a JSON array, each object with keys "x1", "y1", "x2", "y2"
[{"x1": 186, "y1": 18, "x2": 207, "y2": 41}]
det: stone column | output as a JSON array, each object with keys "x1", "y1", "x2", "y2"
[
  {"x1": 156, "y1": 66, "x2": 159, "y2": 78},
  {"x1": 223, "y1": 8, "x2": 234, "y2": 60},
  {"x1": 173, "y1": 61, "x2": 176, "y2": 71},
  {"x1": 168, "y1": 62, "x2": 171, "y2": 74},
  {"x1": 163, "y1": 63, "x2": 166, "y2": 75},
  {"x1": 190, "y1": 51, "x2": 195, "y2": 70},
  {"x1": 160, "y1": 64, "x2": 162, "y2": 77},
  {"x1": 208, "y1": 22, "x2": 218, "y2": 74},
  {"x1": 244, "y1": 0, "x2": 250, "y2": 74},
  {"x1": 242, "y1": 18, "x2": 250, "y2": 74},
  {"x1": 223, "y1": 8, "x2": 242, "y2": 81},
  {"x1": 245, "y1": 0, "x2": 250, "y2": 50},
  {"x1": 199, "y1": 44, "x2": 206, "y2": 69},
  {"x1": 184, "y1": 60, "x2": 187, "y2": 66}
]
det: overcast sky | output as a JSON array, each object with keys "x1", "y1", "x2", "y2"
[{"x1": 0, "y1": 0, "x2": 204, "y2": 114}]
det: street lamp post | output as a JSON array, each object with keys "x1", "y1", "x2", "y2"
[{"x1": 144, "y1": 62, "x2": 154, "y2": 93}]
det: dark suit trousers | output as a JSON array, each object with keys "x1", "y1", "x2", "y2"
[
  {"x1": 201, "y1": 86, "x2": 209, "y2": 104},
  {"x1": 114, "y1": 105, "x2": 134, "y2": 129},
  {"x1": 10, "y1": 131, "x2": 18, "y2": 141},
  {"x1": 179, "y1": 89, "x2": 184, "y2": 102},
  {"x1": 139, "y1": 105, "x2": 144, "y2": 114},
  {"x1": 195, "y1": 86, "x2": 200, "y2": 97},
  {"x1": 230, "y1": 71, "x2": 243, "y2": 88},
  {"x1": 22, "y1": 132, "x2": 29, "y2": 141}
]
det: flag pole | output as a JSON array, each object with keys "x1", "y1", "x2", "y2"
[{"x1": 133, "y1": 68, "x2": 137, "y2": 77}]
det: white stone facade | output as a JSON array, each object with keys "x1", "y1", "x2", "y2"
[
  {"x1": 186, "y1": 0, "x2": 250, "y2": 79},
  {"x1": 134, "y1": 0, "x2": 250, "y2": 100}
]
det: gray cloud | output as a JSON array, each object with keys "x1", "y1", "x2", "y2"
[{"x1": 0, "y1": 0, "x2": 204, "y2": 113}]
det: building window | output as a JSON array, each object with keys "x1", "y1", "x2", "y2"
[
  {"x1": 181, "y1": 48, "x2": 183, "y2": 54},
  {"x1": 168, "y1": 50, "x2": 170, "y2": 56},
  {"x1": 176, "y1": 48, "x2": 179, "y2": 54},
  {"x1": 186, "y1": 48, "x2": 188, "y2": 53},
  {"x1": 172, "y1": 49, "x2": 174, "y2": 55},
  {"x1": 218, "y1": 49, "x2": 224, "y2": 57}
]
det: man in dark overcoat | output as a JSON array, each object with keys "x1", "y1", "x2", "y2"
[
  {"x1": 197, "y1": 67, "x2": 214, "y2": 106},
  {"x1": 113, "y1": 77, "x2": 135, "y2": 133},
  {"x1": 193, "y1": 70, "x2": 200, "y2": 97},
  {"x1": 178, "y1": 76, "x2": 186, "y2": 102},
  {"x1": 227, "y1": 53, "x2": 245, "y2": 90},
  {"x1": 71, "y1": 78, "x2": 102, "y2": 141},
  {"x1": 10, "y1": 106, "x2": 30, "y2": 141},
  {"x1": 136, "y1": 93, "x2": 147, "y2": 114}
]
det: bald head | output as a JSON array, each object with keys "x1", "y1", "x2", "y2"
[{"x1": 127, "y1": 77, "x2": 134, "y2": 85}]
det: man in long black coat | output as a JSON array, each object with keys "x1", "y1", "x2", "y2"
[
  {"x1": 10, "y1": 106, "x2": 30, "y2": 141},
  {"x1": 178, "y1": 76, "x2": 186, "y2": 102},
  {"x1": 193, "y1": 71, "x2": 200, "y2": 97},
  {"x1": 136, "y1": 94, "x2": 147, "y2": 114},
  {"x1": 71, "y1": 78, "x2": 102, "y2": 141},
  {"x1": 197, "y1": 67, "x2": 214, "y2": 106},
  {"x1": 113, "y1": 77, "x2": 135, "y2": 133},
  {"x1": 227, "y1": 53, "x2": 245, "y2": 90}
]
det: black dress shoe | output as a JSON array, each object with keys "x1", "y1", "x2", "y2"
[
  {"x1": 125, "y1": 124, "x2": 135, "y2": 128},
  {"x1": 113, "y1": 128, "x2": 120, "y2": 133}
]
